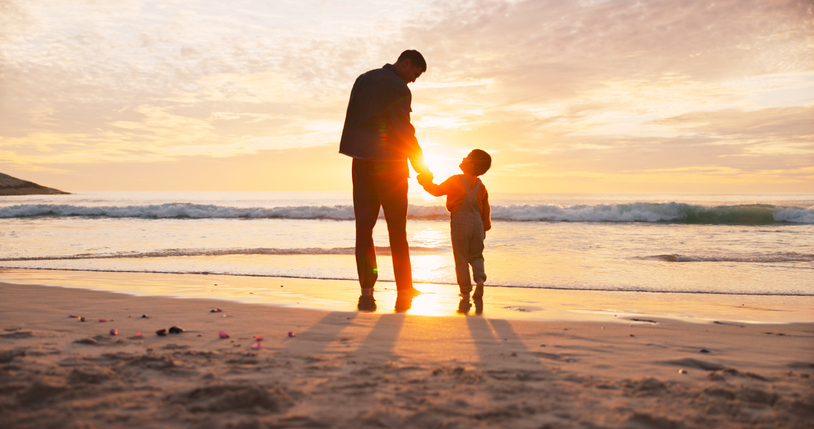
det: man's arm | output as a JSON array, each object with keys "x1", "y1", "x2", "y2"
[{"x1": 384, "y1": 86, "x2": 428, "y2": 174}]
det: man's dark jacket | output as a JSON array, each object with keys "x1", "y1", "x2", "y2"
[{"x1": 339, "y1": 64, "x2": 423, "y2": 166}]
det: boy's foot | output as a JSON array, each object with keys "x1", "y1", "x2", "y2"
[
  {"x1": 458, "y1": 292, "x2": 471, "y2": 299},
  {"x1": 473, "y1": 284, "x2": 484, "y2": 299},
  {"x1": 360, "y1": 287, "x2": 374, "y2": 297},
  {"x1": 457, "y1": 298, "x2": 472, "y2": 314},
  {"x1": 473, "y1": 298, "x2": 483, "y2": 315}
]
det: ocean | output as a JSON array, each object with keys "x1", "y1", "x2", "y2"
[{"x1": 1, "y1": 191, "x2": 812, "y2": 297}]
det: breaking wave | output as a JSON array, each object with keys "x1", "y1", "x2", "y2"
[
  {"x1": 0, "y1": 247, "x2": 355, "y2": 262},
  {"x1": 1, "y1": 202, "x2": 812, "y2": 224},
  {"x1": 643, "y1": 252, "x2": 814, "y2": 263},
  {"x1": 0, "y1": 246, "x2": 449, "y2": 262}
]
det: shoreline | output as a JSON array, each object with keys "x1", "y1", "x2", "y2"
[
  {"x1": 4, "y1": 266, "x2": 814, "y2": 296},
  {"x1": 0, "y1": 275, "x2": 812, "y2": 428},
  {"x1": 1, "y1": 268, "x2": 813, "y2": 324}
]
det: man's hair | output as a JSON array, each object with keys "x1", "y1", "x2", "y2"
[
  {"x1": 469, "y1": 149, "x2": 492, "y2": 176},
  {"x1": 397, "y1": 50, "x2": 427, "y2": 72}
]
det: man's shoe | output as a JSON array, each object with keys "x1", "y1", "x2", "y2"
[
  {"x1": 397, "y1": 287, "x2": 423, "y2": 297},
  {"x1": 395, "y1": 295, "x2": 413, "y2": 313},
  {"x1": 357, "y1": 295, "x2": 377, "y2": 312}
]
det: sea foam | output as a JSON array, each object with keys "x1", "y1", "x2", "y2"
[{"x1": 1, "y1": 202, "x2": 812, "y2": 224}]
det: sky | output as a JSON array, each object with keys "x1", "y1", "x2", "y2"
[{"x1": 1, "y1": 0, "x2": 812, "y2": 193}]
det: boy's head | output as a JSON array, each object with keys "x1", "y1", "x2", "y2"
[{"x1": 461, "y1": 149, "x2": 492, "y2": 176}]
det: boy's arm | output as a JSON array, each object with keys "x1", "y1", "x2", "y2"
[
  {"x1": 481, "y1": 187, "x2": 491, "y2": 232},
  {"x1": 417, "y1": 173, "x2": 451, "y2": 197}
]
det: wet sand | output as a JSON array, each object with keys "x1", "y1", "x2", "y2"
[{"x1": 0, "y1": 271, "x2": 812, "y2": 428}]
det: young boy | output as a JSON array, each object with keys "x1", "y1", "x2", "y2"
[{"x1": 417, "y1": 149, "x2": 491, "y2": 299}]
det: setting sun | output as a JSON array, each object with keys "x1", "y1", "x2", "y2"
[
  {"x1": 418, "y1": 144, "x2": 468, "y2": 184},
  {"x1": 2, "y1": 0, "x2": 810, "y2": 193}
]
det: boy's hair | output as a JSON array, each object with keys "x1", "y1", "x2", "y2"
[
  {"x1": 396, "y1": 50, "x2": 427, "y2": 72},
  {"x1": 469, "y1": 149, "x2": 491, "y2": 176}
]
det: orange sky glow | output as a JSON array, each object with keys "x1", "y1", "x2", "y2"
[{"x1": 1, "y1": 0, "x2": 812, "y2": 193}]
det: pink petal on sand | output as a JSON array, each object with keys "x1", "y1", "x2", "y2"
[
  {"x1": 110, "y1": 329, "x2": 118, "y2": 336},
  {"x1": 134, "y1": 332, "x2": 144, "y2": 338},
  {"x1": 219, "y1": 331, "x2": 230, "y2": 339},
  {"x1": 251, "y1": 341, "x2": 262, "y2": 350},
  {"x1": 98, "y1": 318, "x2": 107, "y2": 322},
  {"x1": 288, "y1": 331, "x2": 295, "y2": 337},
  {"x1": 253, "y1": 335, "x2": 264, "y2": 341},
  {"x1": 68, "y1": 314, "x2": 78, "y2": 318}
]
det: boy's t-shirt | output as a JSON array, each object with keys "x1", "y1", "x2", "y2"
[{"x1": 421, "y1": 174, "x2": 491, "y2": 231}]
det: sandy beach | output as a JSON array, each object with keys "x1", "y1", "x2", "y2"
[{"x1": 1, "y1": 272, "x2": 812, "y2": 428}]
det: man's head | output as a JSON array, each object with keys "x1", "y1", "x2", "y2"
[
  {"x1": 394, "y1": 50, "x2": 426, "y2": 84},
  {"x1": 461, "y1": 149, "x2": 492, "y2": 176}
]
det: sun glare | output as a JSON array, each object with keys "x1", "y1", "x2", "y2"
[
  {"x1": 411, "y1": 254, "x2": 450, "y2": 284},
  {"x1": 419, "y1": 147, "x2": 464, "y2": 183}
]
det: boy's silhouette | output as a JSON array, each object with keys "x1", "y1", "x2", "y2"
[{"x1": 417, "y1": 149, "x2": 492, "y2": 300}]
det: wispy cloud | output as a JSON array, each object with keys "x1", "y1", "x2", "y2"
[{"x1": 0, "y1": 0, "x2": 811, "y2": 191}]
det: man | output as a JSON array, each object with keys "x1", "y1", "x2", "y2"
[{"x1": 339, "y1": 50, "x2": 431, "y2": 310}]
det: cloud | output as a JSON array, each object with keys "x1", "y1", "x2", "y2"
[
  {"x1": 0, "y1": 0, "x2": 811, "y2": 192},
  {"x1": 402, "y1": 0, "x2": 813, "y2": 190},
  {"x1": 417, "y1": 0, "x2": 812, "y2": 81},
  {"x1": 655, "y1": 105, "x2": 814, "y2": 140}
]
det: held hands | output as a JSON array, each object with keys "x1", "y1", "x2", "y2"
[
  {"x1": 416, "y1": 172, "x2": 434, "y2": 187},
  {"x1": 410, "y1": 158, "x2": 431, "y2": 177},
  {"x1": 410, "y1": 157, "x2": 433, "y2": 187}
]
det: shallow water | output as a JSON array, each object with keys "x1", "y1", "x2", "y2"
[{"x1": 1, "y1": 191, "x2": 811, "y2": 296}]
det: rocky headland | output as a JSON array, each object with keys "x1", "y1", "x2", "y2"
[{"x1": 0, "y1": 172, "x2": 69, "y2": 195}]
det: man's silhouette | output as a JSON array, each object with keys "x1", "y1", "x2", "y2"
[{"x1": 339, "y1": 50, "x2": 431, "y2": 309}]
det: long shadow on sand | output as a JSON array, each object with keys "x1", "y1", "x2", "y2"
[
  {"x1": 352, "y1": 313, "x2": 407, "y2": 364},
  {"x1": 465, "y1": 307, "x2": 552, "y2": 374},
  {"x1": 276, "y1": 311, "x2": 359, "y2": 357},
  {"x1": 274, "y1": 306, "x2": 407, "y2": 366}
]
